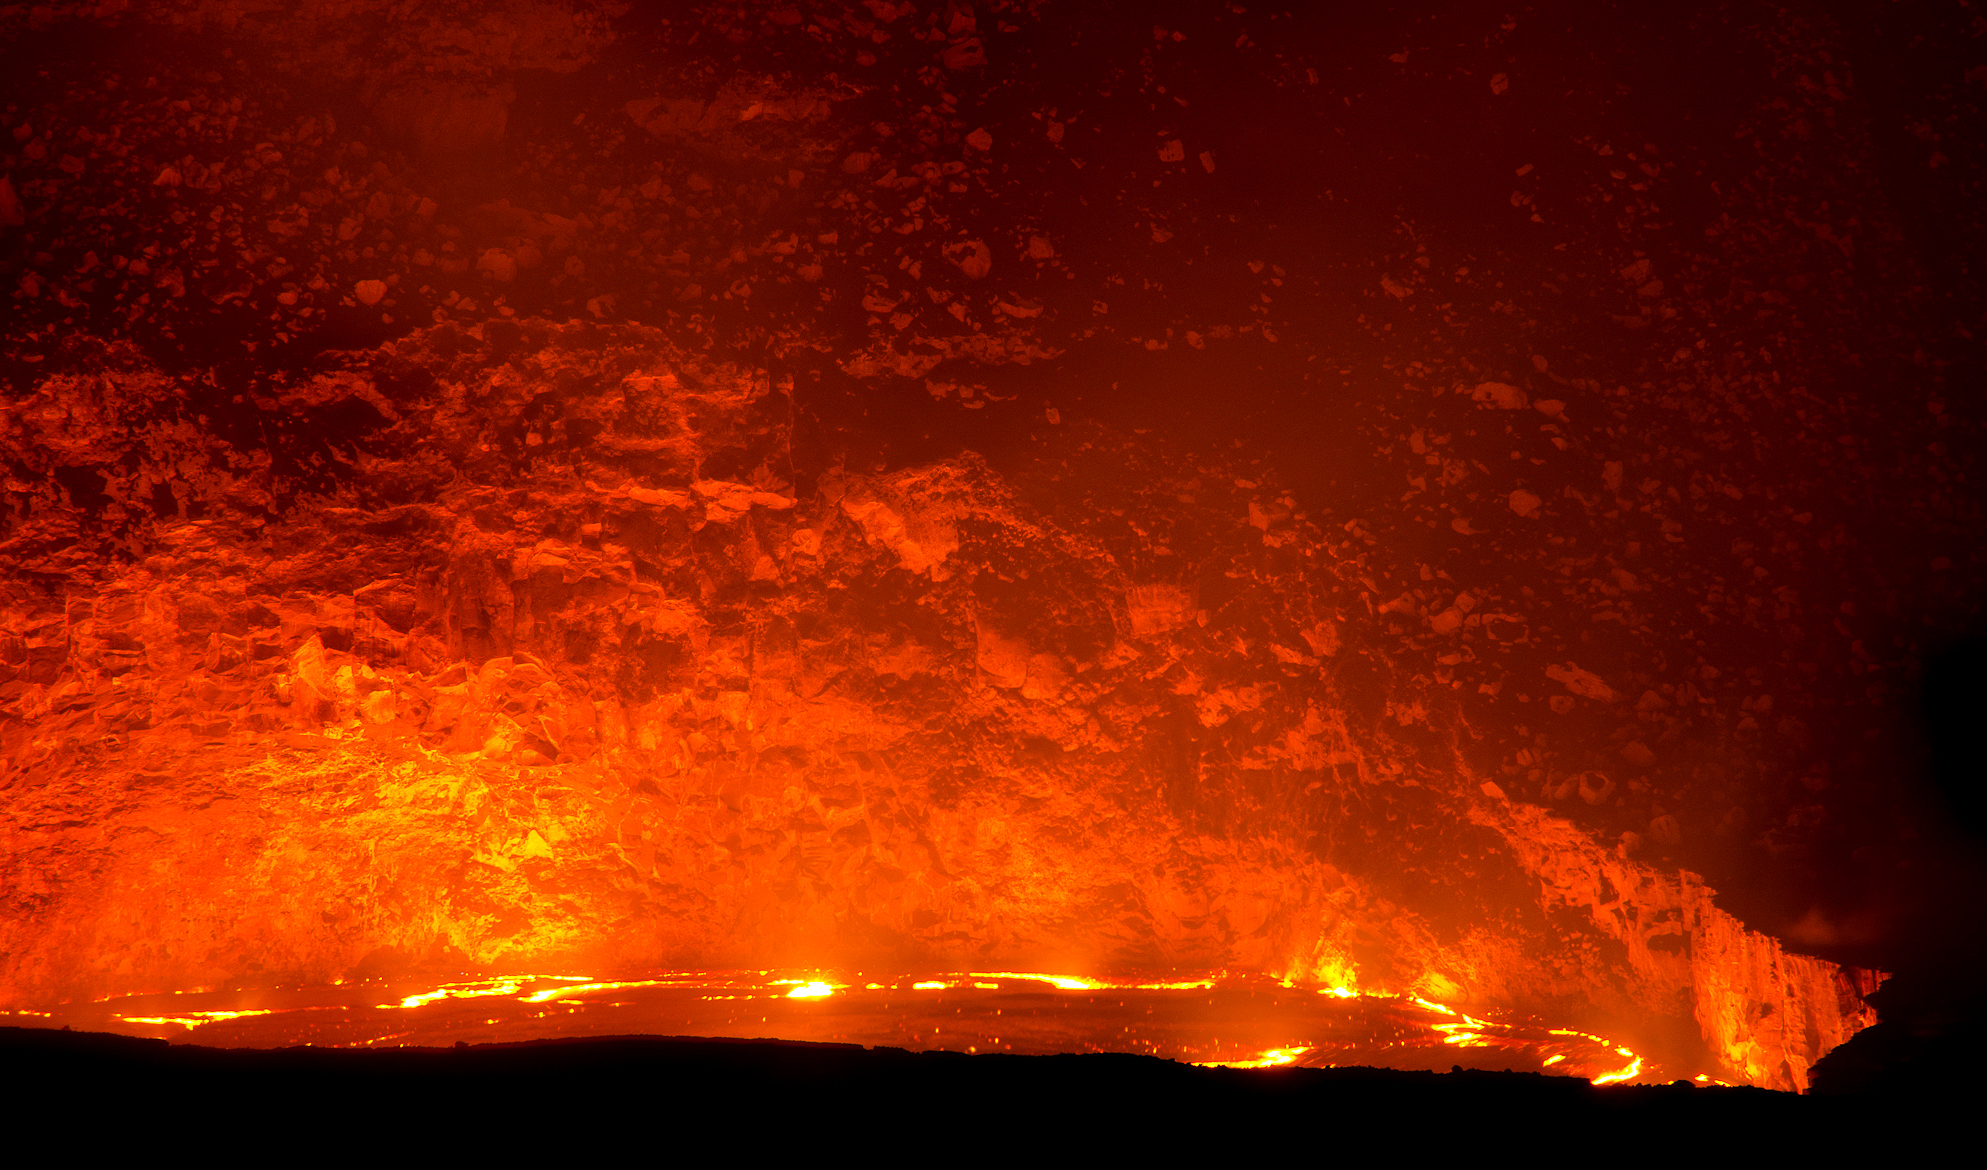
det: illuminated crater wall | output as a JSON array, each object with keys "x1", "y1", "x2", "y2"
[{"x1": 0, "y1": 322, "x2": 1876, "y2": 1090}]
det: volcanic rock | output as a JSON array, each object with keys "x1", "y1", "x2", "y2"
[{"x1": 0, "y1": 321, "x2": 1876, "y2": 1090}]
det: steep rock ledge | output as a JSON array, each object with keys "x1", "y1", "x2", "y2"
[
  {"x1": 0, "y1": 320, "x2": 1877, "y2": 1088},
  {"x1": 1476, "y1": 800, "x2": 1880, "y2": 1091}
]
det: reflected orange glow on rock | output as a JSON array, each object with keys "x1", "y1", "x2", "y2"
[{"x1": 0, "y1": 322, "x2": 1877, "y2": 1090}]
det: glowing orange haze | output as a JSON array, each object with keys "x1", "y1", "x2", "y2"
[{"x1": 0, "y1": 326, "x2": 1880, "y2": 1092}]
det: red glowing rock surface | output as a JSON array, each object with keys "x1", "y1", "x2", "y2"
[
  {"x1": 8, "y1": 0, "x2": 1983, "y2": 1095},
  {"x1": 0, "y1": 323, "x2": 1878, "y2": 1089}
]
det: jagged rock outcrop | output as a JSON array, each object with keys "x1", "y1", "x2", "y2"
[
  {"x1": 1477, "y1": 800, "x2": 1880, "y2": 1091},
  {"x1": 0, "y1": 321, "x2": 1877, "y2": 1089}
]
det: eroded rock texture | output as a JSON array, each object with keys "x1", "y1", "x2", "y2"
[{"x1": 0, "y1": 321, "x2": 1875, "y2": 1089}]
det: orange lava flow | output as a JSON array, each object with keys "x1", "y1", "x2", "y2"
[
  {"x1": 113, "y1": 1009, "x2": 277, "y2": 1029},
  {"x1": 48, "y1": 970, "x2": 1668, "y2": 1084},
  {"x1": 1198, "y1": 1046, "x2": 1314, "y2": 1069},
  {"x1": 77, "y1": 961, "x2": 1653, "y2": 1080}
]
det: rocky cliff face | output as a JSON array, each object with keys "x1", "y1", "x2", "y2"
[
  {"x1": 0, "y1": 320, "x2": 1876, "y2": 1089},
  {"x1": 1478, "y1": 801, "x2": 1880, "y2": 1092}
]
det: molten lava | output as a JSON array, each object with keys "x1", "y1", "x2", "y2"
[{"x1": 67, "y1": 969, "x2": 1662, "y2": 1083}]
